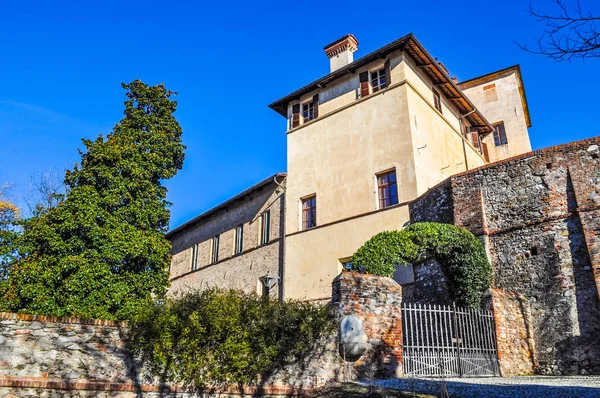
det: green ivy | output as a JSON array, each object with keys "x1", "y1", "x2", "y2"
[
  {"x1": 352, "y1": 222, "x2": 492, "y2": 307},
  {"x1": 129, "y1": 288, "x2": 334, "y2": 390}
]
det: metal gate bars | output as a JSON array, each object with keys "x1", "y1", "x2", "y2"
[{"x1": 402, "y1": 302, "x2": 500, "y2": 377}]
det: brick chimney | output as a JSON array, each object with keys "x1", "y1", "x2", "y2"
[{"x1": 324, "y1": 34, "x2": 359, "y2": 73}]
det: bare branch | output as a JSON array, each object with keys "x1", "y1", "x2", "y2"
[
  {"x1": 25, "y1": 169, "x2": 67, "y2": 215},
  {"x1": 518, "y1": 0, "x2": 600, "y2": 61}
]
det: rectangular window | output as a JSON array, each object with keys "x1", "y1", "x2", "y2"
[
  {"x1": 377, "y1": 170, "x2": 399, "y2": 209},
  {"x1": 493, "y1": 122, "x2": 508, "y2": 146},
  {"x1": 211, "y1": 235, "x2": 220, "y2": 264},
  {"x1": 191, "y1": 243, "x2": 199, "y2": 271},
  {"x1": 461, "y1": 121, "x2": 470, "y2": 139},
  {"x1": 235, "y1": 225, "x2": 243, "y2": 255},
  {"x1": 370, "y1": 68, "x2": 387, "y2": 93},
  {"x1": 260, "y1": 210, "x2": 270, "y2": 245},
  {"x1": 301, "y1": 195, "x2": 317, "y2": 230},
  {"x1": 433, "y1": 89, "x2": 442, "y2": 113},
  {"x1": 302, "y1": 101, "x2": 314, "y2": 123}
]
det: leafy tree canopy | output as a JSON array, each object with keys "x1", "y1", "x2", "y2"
[
  {"x1": 352, "y1": 222, "x2": 492, "y2": 307},
  {"x1": 1, "y1": 80, "x2": 185, "y2": 320}
]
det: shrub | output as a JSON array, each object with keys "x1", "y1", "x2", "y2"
[
  {"x1": 352, "y1": 222, "x2": 492, "y2": 307},
  {"x1": 129, "y1": 288, "x2": 334, "y2": 390}
]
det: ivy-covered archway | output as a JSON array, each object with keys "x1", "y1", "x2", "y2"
[{"x1": 351, "y1": 222, "x2": 492, "y2": 307}]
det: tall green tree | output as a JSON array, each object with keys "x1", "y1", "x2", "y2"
[{"x1": 3, "y1": 81, "x2": 185, "y2": 320}]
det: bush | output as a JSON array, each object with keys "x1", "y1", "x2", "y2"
[
  {"x1": 129, "y1": 288, "x2": 334, "y2": 390},
  {"x1": 352, "y1": 222, "x2": 492, "y2": 307}
]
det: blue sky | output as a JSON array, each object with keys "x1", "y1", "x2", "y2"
[{"x1": 1, "y1": 0, "x2": 598, "y2": 229}]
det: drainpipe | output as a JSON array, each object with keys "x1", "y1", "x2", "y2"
[{"x1": 273, "y1": 175, "x2": 286, "y2": 302}]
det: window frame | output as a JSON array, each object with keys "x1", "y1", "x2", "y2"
[
  {"x1": 377, "y1": 169, "x2": 399, "y2": 209},
  {"x1": 370, "y1": 67, "x2": 387, "y2": 93},
  {"x1": 493, "y1": 122, "x2": 508, "y2": 146},
  {"x1": 234, "y1": 224, "x2": 244, "y2": 255},
  {"x1": 301, "y1": 101, "x2": 315, "y2": 123},
  {"x1": 260, "y1": 210, "x2": 270, "y2": 245},
  {"x1": 433, "y1": 89, "x2": 442, "y2": 113},
  {"x1": 301, "y1": 195, "x2": 317, "y2": 230},
  {"x1": 191, "y1": 243, "x2": 199, "y2": 271},
  {"x1": 211, "y1": 235, "x2": 220, "y2": 264}
]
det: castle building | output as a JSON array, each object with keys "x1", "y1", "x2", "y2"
[{"x1": 167, "y1": 33, "x2": 533, "y2": 301}]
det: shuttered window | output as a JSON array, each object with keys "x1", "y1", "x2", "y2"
[
  {"x1": 371, "y1": 68, "x2": 387, "y2": 92},
  {"x1": 302, "y1": 195, "x2": 317, "y2": 230},
  {"x1": 493, "y1": 122, "x2": 508, "y2": 146},
  {"x1": 377, "y1": 170, "x2": 399, "y2": 209},
  {"x1": 291, "y1": 104, "x2": 300, "y2": 128},
  {"x1": 359, "y1": 71, "x2": 370, "y2": 98},
  {"x1": 471, "y1": 132, "x2": 481, "y2": 152},
  {"x1": 302, "y1": 101, "x2": 314, "y2": 123},
  {"x1": 433, "y1": 89, "x2": 442, "y2": 113},
  {"x1": 482, "y1": 143, "x2": 490, "y2": 162}
]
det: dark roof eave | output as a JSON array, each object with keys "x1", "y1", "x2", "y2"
[
  {"x1": 268, "y1": 33, "x2": 493, "y2": 134},
  {"x1": 166, "y1": 172, "x2": 287, "y2": 239},
  {"x1": 268, "y1": 33, "x2": 414, "y2": 117}
]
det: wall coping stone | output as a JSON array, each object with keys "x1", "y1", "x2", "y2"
[{"x1": 0, "y1": 311, "x2": 128, "y2": 327}]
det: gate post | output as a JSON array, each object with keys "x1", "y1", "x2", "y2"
[
  {"x1": 489, "y1": 289, "x2": 536, "y2": 376},
  {"x1": 332, "y1": 271, "x2": 404, "y2": 377}
]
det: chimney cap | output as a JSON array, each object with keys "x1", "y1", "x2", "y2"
[{"x1": 324, "y1": 34, "x2": 359, "y2": 58}]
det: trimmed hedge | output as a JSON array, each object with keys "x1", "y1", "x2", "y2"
[
  {"x1": 129, "y1": 288, "x2": 334, "y2": 390},
  {"x1": 352, "y1": 222, "x2": 492, "y2": 307}
]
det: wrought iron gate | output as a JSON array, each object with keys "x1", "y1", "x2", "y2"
[{"x1": 402, "y1": 302, "x2": 499, "y2": 377}]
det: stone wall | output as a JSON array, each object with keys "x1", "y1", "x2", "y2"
[
  {"x1": 409, "y1": 136, "x2": 600, "y2": 375},
  {"x1": 489, "y1": 289, "x2": 536, "y2": 377},
  {"x1": 0, "y1": 272, "x2": 407, "y2": 396},
  {"x1": 401, "y1": 258, "x2": 451, "y2": 305}
]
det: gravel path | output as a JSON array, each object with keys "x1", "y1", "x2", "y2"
[{"x1": 368, "y1": 376, "x2": 600, "y2": 397}]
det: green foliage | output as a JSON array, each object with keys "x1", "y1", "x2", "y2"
[
  {"x1": 1, "y1": 81, "x2": 185, "y2": 320},
  {"x1": 352, "y1": 222, "x2": 492, "y2": 307},
  {"x1": 130, "y1": 288, "x2": 334, "y2": 390},
  {"x1": 0, "y1": 186, "x2": 20, "y2": 281}
]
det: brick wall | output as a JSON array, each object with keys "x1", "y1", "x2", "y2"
[
  {"x1": 332, "y1": 271, "x2": 403, "y2": 377},
  {"x1": 410, "y1": 136, "x2": 600, "y2": 375},
  {"x1": 489, "y1": 289, "x2": 536, "y2": 377}
]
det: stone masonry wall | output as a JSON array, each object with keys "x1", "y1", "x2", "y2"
[
  {"x1": 401, "y1": 258, "x2": 451, "y2": 305},
  {"x1": 489, "y1": 289, "x2": 536, "y2": 377},
  {"x1": 0, "y1": 272, "x2": 405, "y2": 396},
  {"x1": 409, "y1": 136, "x2": 600, "y2": 375}
]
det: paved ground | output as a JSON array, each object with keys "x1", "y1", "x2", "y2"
[{"x1": 368, "y1": 376, "x2": 600, "y2": 397}]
